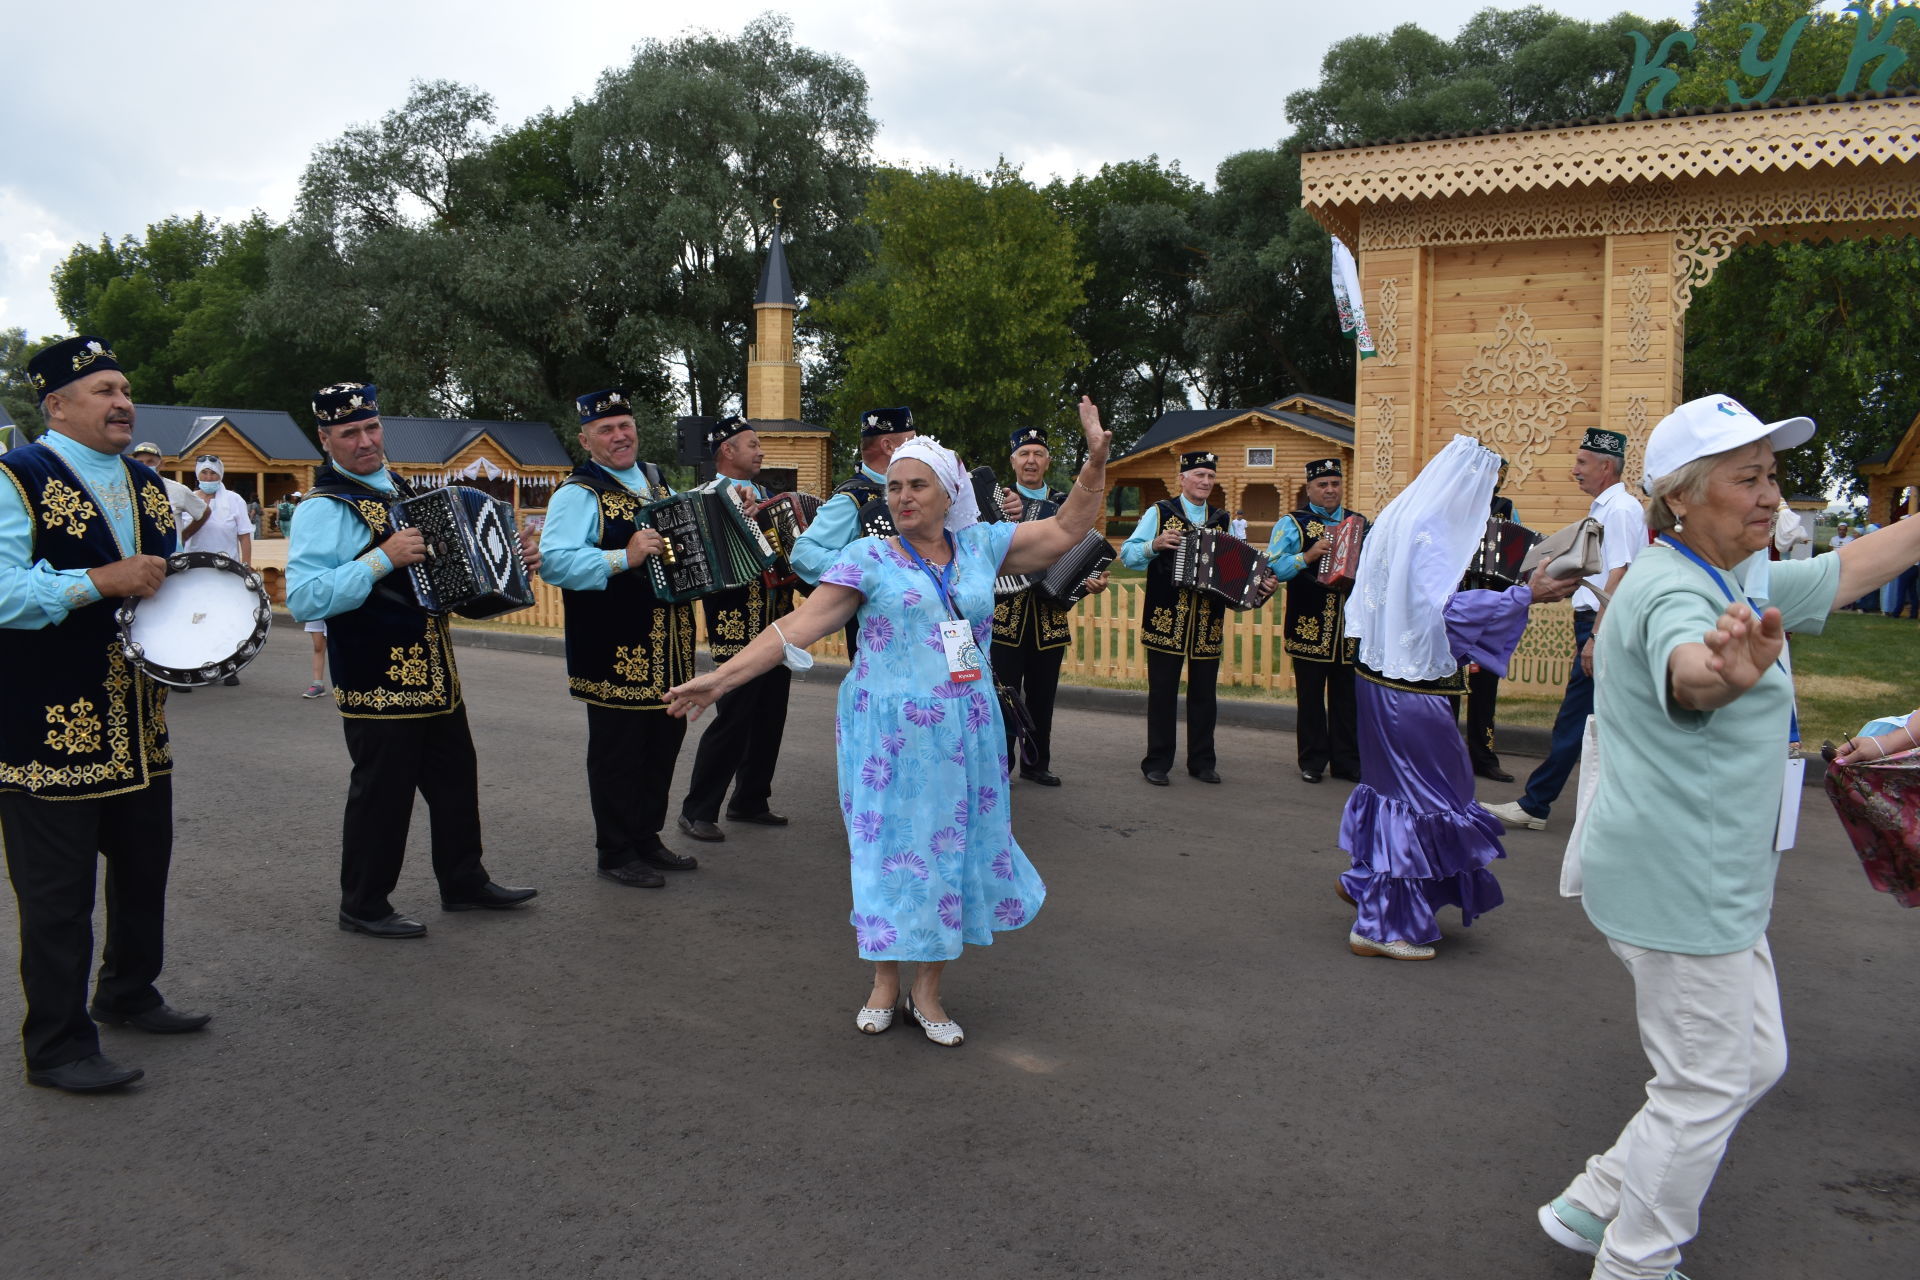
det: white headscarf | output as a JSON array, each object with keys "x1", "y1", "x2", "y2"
[
  {"x1": 886, "y1": 435, "x2": 980, "y2": 533},
  {"x1": 195, "y1": 454, "x2": 225, "y2": 478},
  {"x1": 1344, "y1": 434, "x2": 1502, "y2": 683}
]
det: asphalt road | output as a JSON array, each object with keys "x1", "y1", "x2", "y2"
[{"x1": 1, "y1": 623, "x2": 1915, "y2": 1279}]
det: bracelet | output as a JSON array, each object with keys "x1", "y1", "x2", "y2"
[{"x1": 1075, "y1": 479, "x2": 1105, "y2": 494}]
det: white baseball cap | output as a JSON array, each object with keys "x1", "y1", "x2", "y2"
[{"x1": 1641, "y1": 395, "x2": 1814, "y2": 493}]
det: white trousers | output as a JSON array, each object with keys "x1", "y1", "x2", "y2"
[{"x1": 1562, "y1": 936, "x2": 1787, "y2": 1280}]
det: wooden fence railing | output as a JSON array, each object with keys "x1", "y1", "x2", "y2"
[{"x1": 478, "y1": 579, "x2": 1577, "y2": 696}]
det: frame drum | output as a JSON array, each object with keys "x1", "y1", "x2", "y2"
[{"x1": 117, "y1": 551, "x2": 274, "y2": 686}]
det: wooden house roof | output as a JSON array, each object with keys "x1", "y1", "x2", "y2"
[{"x1": 1114, "y1": 395, "x2": 1357, "y2": 462}]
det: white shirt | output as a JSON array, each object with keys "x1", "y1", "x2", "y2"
[
  {"x1": 1772, "y1": 507, "x2": 1812, "y2": 560},
  {"x1": 1576, "y1": 480, "x2": 1645, "y2": 612},
  {"x1": 184, "y1": 486, "x2": 252, "y2": 559},
  {"x1": 1228, "y1": 517, "x2": 1248, "y2": 538}
]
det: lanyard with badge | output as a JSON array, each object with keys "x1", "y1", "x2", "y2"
[
  {"x1": 900, "y1": 533, "x2": 984, "y2": 683},
  {"x1": 1659, "y1": 535, "x2": 1804, "y2": 850}
]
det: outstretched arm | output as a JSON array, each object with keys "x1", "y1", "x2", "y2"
[
  {"x1": 1668, "y1": 600, "x2": 1785, "y2": 712},
  {"x1": 665, "y1": 583, "x2": 863, "y2": 721},
  {"x1": 1001, "y1": 397, "x2": 1113, "y2": 577}
]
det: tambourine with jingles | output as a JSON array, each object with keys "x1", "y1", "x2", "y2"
[{"x1": 116, "y1": 551, "x2": 273, "y2": 686}]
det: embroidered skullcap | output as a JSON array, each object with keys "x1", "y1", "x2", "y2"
[
  {"x1": 576, "y1": 388, "x2": 632, "y2": 426},
  {"x1": 706, "y1": 415, "x2": 752, "y2": 450},
  {"x1": 313, "y1": 382, "x2": 379, "y2": 426},
  {"x1": 887, "y1": 435, "x2": 980, "y2": 532},
  {"x1": 1306, "y1": 457, "x2": 1342, "y2": 480},
  {"x1": 1580, "y1": 428, "x2": 1627, "y2": 461},
  {"x1": 27, "y1": 337, "x2": 122, "y2": 401},
  {"x1": 1009, "y1": 427, "x2": 1047, "y2": 453},
  {"x1": 860, "y1": 406, "x2": 914, "y2": 438},
  {"x1": 1179, "y1": 450, "x2": 1217, "y2": 473}
]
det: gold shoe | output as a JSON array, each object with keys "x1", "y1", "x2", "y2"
[{"x1": 1347, "y1": 930, "x2": 1435, "y2": 961}]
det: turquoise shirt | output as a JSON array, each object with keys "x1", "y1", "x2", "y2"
[
  {"x1": 0, "y1": 430, "x2": 143, "y2": 628},
  {"x1": 790, "y1": 462, "x2": 885, "y2": 584},
  {"x1": 1015, "y1": 481, "x2": 1050, "y2": 502},
  {"x1": 1264, "y1": 501, "x2": 1347, "y2": 583},
  {"x1": 286, "y1": 465, "x2": 398, "y2": 623},
  {"x1": 1119, "y1": 496, "x2": 1208, "y2": 570},
  {"x1": 1580, "y1": 545, "x2": 1841, "y2": 955},
  {"x1": 539, "y1": 463, "x2": 662, "y2": 591}
]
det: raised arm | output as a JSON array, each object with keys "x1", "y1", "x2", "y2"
[
  {"x1": 1833, "y1": 517, "x2": 1920, "y2": 607},
  {"x1": 1000, "y1": 396, "x2": 1112, "y2": 577}
]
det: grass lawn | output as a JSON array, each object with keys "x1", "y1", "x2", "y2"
[{"x1": 1784, "y1": 609, "x2": 1920, "y2": 745}]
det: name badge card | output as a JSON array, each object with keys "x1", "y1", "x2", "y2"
[
  {"x1": 1776, "y1": 756, "x2": 1805, "y2": 851},
  {"x1": 939, "y1": 619, "x2": 984, "y2": 683}
]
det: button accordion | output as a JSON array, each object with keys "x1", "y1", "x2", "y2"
[
  {"x1": 1033, "y1": 530, "x2": 1116, "y2": 608},
  {"x1": 988, "y1": 479, "x2": 1059, "y2": 597},
  {"x1": 750, "y1": 491, "x2": 823, "y2": 589},
  {"x1": 1313, "y1": 514, "x2": 1367, "y2": 592},
  {"x1": 1173, "y1": 529, "x2": 1274, "y2": 611},
  {"x1": 387, "y1": 485, "x2": 535, "y2": 619},
  {"x1": 636, "y1": 485, "x2": 778, "y2": 603},
  {"x1": 1462, "y1": 517, "x2": 1541, "y2": 591}
]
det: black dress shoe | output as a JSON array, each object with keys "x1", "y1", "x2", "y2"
[
  {"x1": 90, "y1": 1002, "x2": 210, "y2": 1034},
  {"x1": 678, "y1": 815, "x2": 725, "y2": 842},
  {"x1": 1301, "y1": 770, "x2": 1323, "y2": 784},
  {"x1": 441, "y1": 882, "x2": 538, "y2": 911},
  {"x1": 637, "y1": 843, "x2": 699, "y2": 871},
  {"x1": 27, "y1": 1053, "x2": 143, "y2": 1092},
  {"x1": 1143, "y1": 769, "x2": 1170, "y2": 786},
  {"x1": 1019, "y1": 768, "x2": 1062, "y2": 786},
  {"x1": 338, "y1": 910, "x2": 427, "y2": 938},
  {"x1": 597, "y1": 862, "x2": 666, "y2": 888},
  {"x1": 1475, "y1": 765, "x2": 1515, "y2": 783},
  {"x1": 222, "y1": 673, "x2": 240, "y2": 687},
  {"x1": 1331, "y1": 768, "x2": 1364, "y2": 783},
  {"x1": 1189, "y1": 768, "x2": 1222, "y2": 784},
  {"x1": 725, "y1": 808, "x2": 789, "y2": 826}
]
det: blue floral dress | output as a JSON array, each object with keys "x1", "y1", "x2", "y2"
[{"x1": 819, "y1": 523, "x2": 1046, "y2": 960}]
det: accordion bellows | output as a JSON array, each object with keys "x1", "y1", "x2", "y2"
[
  {"x1": 638, "y1": 486, "x2": 778, "y2": 603},
  {"x1": 1173, "y1": 529, "x2": 1272, "y2": 611},
  {"x1": 388, "y1": 486, "x2": 534, "y2": 619}
]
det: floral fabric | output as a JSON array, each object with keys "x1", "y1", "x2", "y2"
[{"x1": 820, "y1": 522, "x2": 1045, "y2": 959}]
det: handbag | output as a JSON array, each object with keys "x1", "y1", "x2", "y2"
[{"x1": 1520, "y1": 517, "x2": 1609, "y2": 602}]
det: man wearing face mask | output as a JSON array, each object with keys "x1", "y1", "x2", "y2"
[
  {"x1": 539, "y1": 389, "x2": 698, "y2": 887},
  {"x1": 288, "y1": 382, "x2": 541, "y2": 937},
  {"x1": 182, "y1": 455, "x2": 252, "y2": 566}
]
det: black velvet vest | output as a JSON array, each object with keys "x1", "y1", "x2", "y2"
[
  {"x1": 1281, "y1": 507, "x2": 1367, "y2": 665},
  {"x1": 835, "y1": 471, "x2": 896, "y2": 536},
  {"x1": 558, "y1": 462, "x2": 694, "y2": 709},
  {"x1": 307, "y1": 464, "x2": 461, "y2": 719},
  {"x1": 0, "y1": 442, "x2": 175, "y2": 798},
  {"x1": 1141, "y1": 498, "x2": 1229, "y2": 660},
  {"x1": 992, "y1": 487, "x2": 1072, "y2": 652}
]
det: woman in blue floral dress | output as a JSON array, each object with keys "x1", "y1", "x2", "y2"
[{"x1": 667, "y1": 403, "x2": 1111, "y2": 1046}]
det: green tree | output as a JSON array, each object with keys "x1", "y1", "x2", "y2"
[
  {"x1": 817, "y1": 163, "x2": 1089, "y2": 467},
  {"x1": 1045, "y1": 158, "x2": 1208, "y2": 453},
  {"x1": 1, "y1": 327, "x2": 55, "y2": 440}
]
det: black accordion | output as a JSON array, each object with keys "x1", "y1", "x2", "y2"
[
  {"x1": 388, "y1": 485, "x2": 535, "y2": 620},
  {"x1": 636, "y1": 485, "x2": 778, "y2": 603},
  {"x1": 854, "y1": 491, "x2": 896, "y2": 538},
  {"x1": 1462, "y1": 517, "x2": 1541, "y2": 592},
  {"x1": 1034, "y1": 529, "x2": 1116, "y2": 608},
  {"x1": 1172, "y1": 529, "x2": 1273, "y2": 611},
  {"x1": 988, "y1": 479, "x2": 1058, "y2": 597},
  {"x1": 751, "y1": 491, "x2": 823, "y2": 589}
]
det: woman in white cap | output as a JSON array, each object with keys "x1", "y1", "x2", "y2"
[
  {"x1": 1538, "y1": 395, "x2": 1920, "y2": 1280},
  {"x1": 667, "y1": 399, "x2": 1111, "y2": 1046}
]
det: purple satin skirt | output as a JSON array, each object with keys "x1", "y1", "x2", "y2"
[{"x1": 1337, "y1": 678, "x2": 1507, "y2": 945}]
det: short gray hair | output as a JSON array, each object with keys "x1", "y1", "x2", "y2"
[{"x1": 1644, "y1": 454, "x2": 1720, "y2": 534}]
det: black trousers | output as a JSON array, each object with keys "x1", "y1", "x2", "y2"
[
  {"x1": 0, "y1": 780, "x2": 173, "y2": 1071},
  {"x1": 1293, "y1": 657, "x2": 1360, "y2": 778},
  {"x1": 1143, "y1": 649, "x2": 1219, "y2": 775},
  {"x1": 339, "y1": 705, "x2": 491, "y2": 919},
  {"x1": 587, "y1": 704, "x2": 688, "y2": 869},
  {"x1": 681, "y1": 664, "x2": 790, "y2": 822},
  {"x1": 994, "y1": 638, "x2": 1065, "y2": 773},
  {"x1": 1464, "y1": 664, "x2": 1502, "y2": 772}
]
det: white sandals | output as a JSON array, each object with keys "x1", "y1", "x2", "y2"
[{"x1": 903, "y1": 993, "x2": 964, "y2": 1047}]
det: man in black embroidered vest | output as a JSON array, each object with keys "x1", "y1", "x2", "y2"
[
  {"x1": 0, "y1": 336, "x2": 209, "y2": 1093},
  {"x1": 288, "y1": 382, "x2": 539, "y2": 938},
  {"x1": 674, "y1": 416, "x2": 794, "y2": 842},
  {"x1": 538, "y1": 389, "x2": 698, "y2": 887},
  {"x1": 991, "y1": 426, "x2": 1107, "y2": 786},
  {"x1": 1119, "y1": 449, "x2": 1235, "y2": 785},
  {"x1": 1268, "y1": 458, "x2": 1368, "y2": 784}
]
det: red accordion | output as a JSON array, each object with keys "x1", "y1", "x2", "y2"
[{"x1": 1315, "y1": 514, "x2": 1366, "y2": 592}]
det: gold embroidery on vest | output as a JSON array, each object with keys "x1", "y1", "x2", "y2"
[
  {"x1": 388, "y1": 644, "x2": 430, "y2": 686},
  {"x1": 354, "y1": 499, "x2": 390, "y2": 535},
  {"x1": 336, "y1": 618, "x2": 454, "y2": 712},
  {"x1": 613, "y1": 644, "x2": 650, "y2": 683},
  {"x1": 139, "y1": 482, "x2": 174, "y2": 528},
  {"x1": 0, "y1": 644, "x2": 141, "y2": 792},
  {"x1": 601, "y1": 490, "x2": 639, "y2": 523},
  {"x1": 44, "y1": 700, "x2": 102, "y2": 755},
  {"x1": 715, "y1": 609, "x2": 747, "y2": 642},
  {"x1": 41, "y1": 479, "x2": 97, "y2": 538}
]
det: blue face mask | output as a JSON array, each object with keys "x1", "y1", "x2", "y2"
[{"x1": 198, "y1": 480, "x2": 223, "y2": 494}]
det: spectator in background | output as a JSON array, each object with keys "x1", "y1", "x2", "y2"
[
  {"x1": 183, "y1": 455, "x2": 254, "y2": 686},
  {"x1": 303, "y1": 619, "x2": 329, "y2": 699},
  {"x1": 1229, "y1": 509, "x2": 1249, "y2": 539},
  {"x1": 127, "y1": 442, "x2": 209, "y2": 544},
  {"x1": 276, "y1": 493, "x2": 297, "y2": 537}
]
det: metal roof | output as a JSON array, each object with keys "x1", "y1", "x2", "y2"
[
  {"x1": 1114, "y1": 397, "x2": 1358, "y2": 461},
  {"x1": 376, "y1": 416, "x2": 573, "y2": 468},
  {"x1": 755, "y1": 231, "x2": 796, "y2": 306},
  {"x1": 129, "y1": 404, "x2": 321, "y2": 462},
  {"x1": 1297, "y1": 87, "x2": 1920, "y2": 155}
]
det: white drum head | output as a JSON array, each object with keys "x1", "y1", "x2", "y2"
[{"x1": 124, "y1": 559, "x2": 270, "y2": 685}]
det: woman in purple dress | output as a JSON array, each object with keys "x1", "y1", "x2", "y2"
[{"x1": 1336, "y1": 435, "x2": 1579, "y2": 960}]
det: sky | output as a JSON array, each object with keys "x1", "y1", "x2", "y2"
[{"x1": 2, "y1": 0, "x2": 1697, "y2": 340}]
